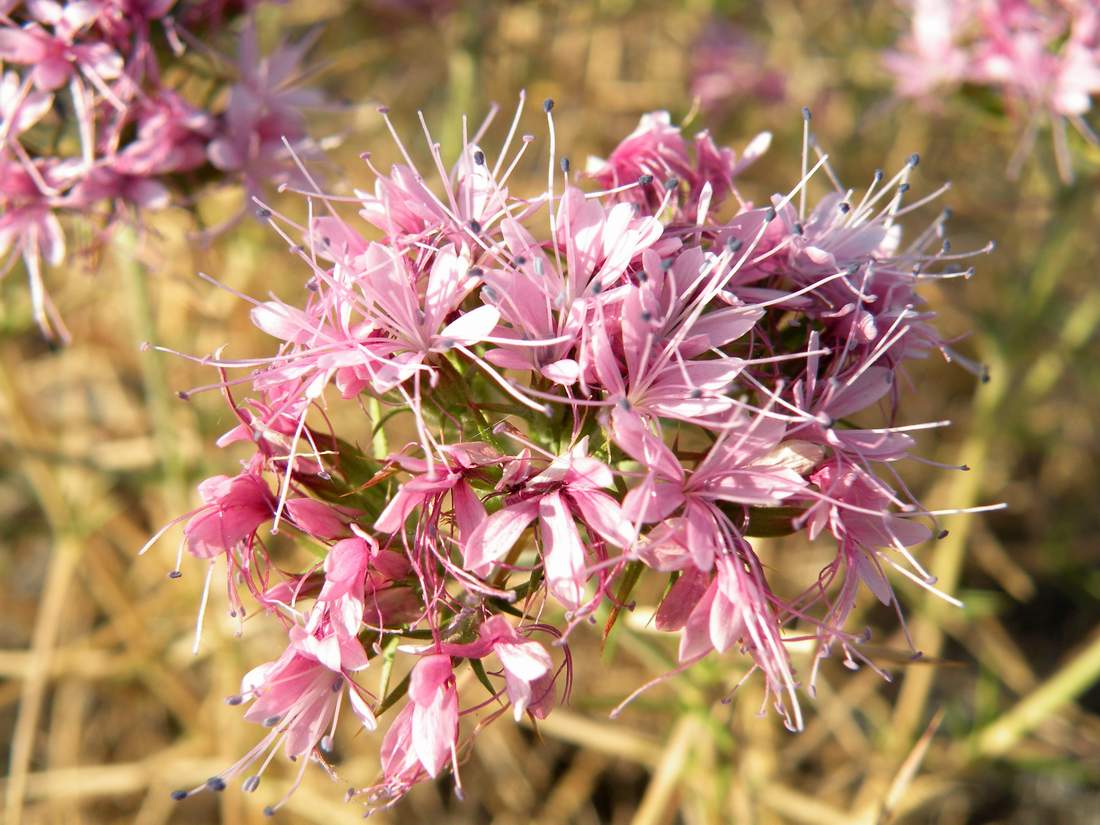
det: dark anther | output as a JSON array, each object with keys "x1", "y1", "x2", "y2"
[
  {"x1": 468, "y1": 266, "x2": 484, "y2": 278},
  {"x1": 243, "y1": 776, "x2": 261, "y2": 793},
  {"x1": 764, "y1": 206, "x2": 777, "y2": 222},
  {"x1": 664, "y1": 177, "x2": 679, "y2": 191},
  {"x1": 542, "y1": 98, "x2": 555, "y2": 112},
  {"x1": 938, "y1": 529, "x2": 950, "y2": 539},
  {"x1": 638, "y1": 173, "x2": 653, "y2": 185},
  {"x1": 256, "y1": 207, "x2": 272, "y2": 219},
  {"x1": 942, "y1": 207, "x2": 953, "y2": 221},
  {"x1": 560, "y1": 157, "x2": 570, "y2": 173},
  {"x1": 726, "y1": 237, "x2": 743, "y2": 252},
  {"x1": 801, "y1": 106, "x2": 812, "y2": 121},
  {"x1": 793, "y1": 222, "x2": 804, "y2": 235},
  {"x1": 473, "y1": 150, "x2": 485, "y2": 165},
  {"x1": 263, "y1": 806, "x2": 277, "y2": 817},
  {"x1": 960, "y1": 464, "x2": 970, "y2": 472},
  {"x1": 468, "y1": 219, "x2": 481, "y2": 234},
  {"x1": 640, "y1": 310, "x2": 653, "y2": 322},
  {"x1": 617, "y1": 398, "x2": 631, "y2": 411},
  {"x1": 898, "y1": 183, "x2": 910, "y2": 194},
  {"x1": 514, "y1": 255, "x2": 527, "y2": 266},
  {"x1": 170, "y1": 790, "x2": 188, "y2": 801},
  {"x1": 838, "y1": 202, "x2": 851, "y2": 213},
  {"x1": 262, "y1": 715, "x2": 282, "y2": 727},
  {"x1": 908, "y1": 152, "x2": 920, "y2": 167},
  {"x1": 873, "y1": 169, "x2": 884, "y2": 183},
  {"x1": 168, "y1": 570, "x2": 182, "y2": 579},
  {"x1": 689, "y1": 389, "x2": 703, "y2": 399},
  {"x1": 207, "y1": 777, "x2": 227, "y2": 792},
  {"x1": 225, "y1": 694, "x2": 244, "y2": 706}
]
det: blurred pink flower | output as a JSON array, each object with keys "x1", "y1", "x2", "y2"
[{"x1": 691, "y1": 19, "x2": 786, "y2": 113}]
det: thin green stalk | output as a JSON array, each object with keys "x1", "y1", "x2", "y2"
[
  {"x1": 965, "y1": 630, "x2": 1100, "y2": 759},
  {"x1": 118, "y1": 227, "x2": 187, "y2": 512}
]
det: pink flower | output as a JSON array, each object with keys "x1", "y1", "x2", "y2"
[
  {"x1": 155, "y1": 101, "x2": 993, "y2": 813},
  {"x1": 0, "y1": 5, "x2": 122, "y2": 93},
  {"x1": 883, "y1": 0, "x2": 973, "y2": 101},
  {"x1": 586, "y1": 111, "x2": 769, "y2": 219},
  {"x1": 207, "y1": 22, "x2": 330, "y2": 194},
  {"x1": 182, "y1": 463, "x2": 274, "y2": 559},
  {"x1": 405, "y1": 653, "x2": 459, "y2": 778},
  {"x1": 464, "y1": 438, "x2": 635, "y2": 610},
  {"x1": 478, "y1": 616, "x2": 555, "y2": 720},
  {"x1": 690, "y1": 20, "x2": 786, "y2": 114},
  {"x1": 171, "y1": 636, "x2": 376, "y2": 813}
]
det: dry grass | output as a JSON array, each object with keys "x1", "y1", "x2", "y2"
[{"x1": 3, "y1": 1, "x2": 1100, "y2": 823}]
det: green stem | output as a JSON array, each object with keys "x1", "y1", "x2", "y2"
[
  {"x1": 119, "y1": 227, "x2": 187, "y2": 511},
  {"x1": 966, "y1": 630, "x2": 1100, "y2": 759}
]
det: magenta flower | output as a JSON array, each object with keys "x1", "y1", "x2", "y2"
[{"x1": 152, "y1": 100, "x2": 996, "y2": 813}]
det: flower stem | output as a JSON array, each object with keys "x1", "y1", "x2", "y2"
[{"x1": 117, "y1": 227, "x2": 187, "y2": 512}]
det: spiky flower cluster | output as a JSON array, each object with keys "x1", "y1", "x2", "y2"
[
  {"x1": 0, "y1": 0, "x2": 324, "y2": 341},
  {"x1": 151, "y1": 98, "x2": 994, "y2": 814},
  {"x1": 885, "y1": 0, "x2": 1100, "y2": 181}
]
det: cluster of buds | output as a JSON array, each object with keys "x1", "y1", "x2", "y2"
[
  {"x1": 0, "y1": 0, "x2": 326, "y2": 342},
  {"x1": 149, "y1": 98, "x2": 995, "y2": 814},
  {"x1": 885, "y1": 0, "x2": 1100, "y2": 181}
]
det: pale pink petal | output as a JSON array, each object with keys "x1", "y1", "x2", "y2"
[
  {"x1": 567, "y1": 488, "x2": 636, "y2": 548},
  {"x1": 451, "y1": 479, "x2": 487, "y2": 540},
  {"x1": 462, "y1": 499, "x2": 539, "y2": 576},
  {"x1": 678, "y1": 581, "x2": 717, "y2": 662},
  {"x1": 539, "y1": 491, "x2": 587, "y2": 609},
  {"x1": 347, "y1": 687, "x2": 378, "y2": 730},
  {"x1": 540, "y1": 358, "x2": 580, "y2": 385},
  {"x1": 438, "y1": 305, "x2": 500, "y2": 346}
]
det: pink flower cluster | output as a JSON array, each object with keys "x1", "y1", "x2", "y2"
[
  {"x1": 0, "y1": 0, "x2": 323, "y2": 342},
  {"x1": 151, "y1": 98, "x2": 994, "y2": 813},
  {"x1": 885, "y1": 0, "x2": 1100, "y2": 181}
]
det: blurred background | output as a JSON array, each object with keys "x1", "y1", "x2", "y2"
[{"x1": 2, "y1": 0, "x2": 1099, "y2": 823}]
